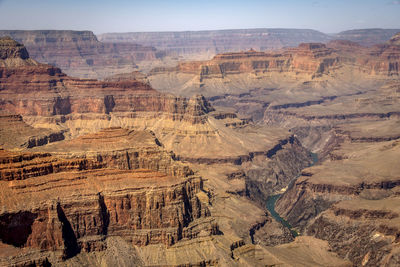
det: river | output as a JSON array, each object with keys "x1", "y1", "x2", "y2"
[{"x1": 266, "y1": 152, "x2": 318, "y2": 237}]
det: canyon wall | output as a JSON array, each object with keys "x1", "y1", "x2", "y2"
[
  {"x1": 0, "y1": 30, "x2": 164, "y2": 79},
  {"x1": 335, "y1": 28, "x2": 400, "y2": 46},
  {"x1": 99, "y1": 28, "x2": 331, "y2": 59},
  {"x1": 0, "y1": 128, "x2": 216, "y2": 265},
  {"x1": 0, "y1": 37, "x2": 331, "y2": 266}
]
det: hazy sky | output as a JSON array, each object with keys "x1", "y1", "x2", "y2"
[{"x1": 0, "y1": 0, "x2": 399, "y2": 34}]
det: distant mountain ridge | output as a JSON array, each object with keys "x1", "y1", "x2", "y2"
[
  {"x1": 335, "y1": 28, "x2": 400, "y2": 46},
  {"x1": 0, "y1": 28, "x2": 399, "y2": 79},
  {"x1": 99, "y1": 28, "x2": 400, "y2": 59},
  {"x1": 98, "y1": 28, "x2": 331, "y2": 59}
]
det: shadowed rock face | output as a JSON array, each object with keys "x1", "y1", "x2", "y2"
[
  {"x1": 0, "y1": 114, "x2": 65, "y2": 149},
  {"x1": 0, "y1": 30, "x2": 165, "y2": 79},
  {"x1": 0, "y1": 37, "x2": 29, "y2": 60}
]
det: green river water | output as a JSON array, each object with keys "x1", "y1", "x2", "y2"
[{"x1": 266, "y1": 152, "x2": 318, "y2": 237}]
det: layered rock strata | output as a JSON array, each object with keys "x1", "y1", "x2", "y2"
[
  {"x1": 0, "y1": 37, "x2": 347, "y2": 266},
  {"x1": 275, "y1": 128, "x2": 400, "y2": 265},
  {"x1": 0, "y1": 128, "x2": 215, "y2": 266},
  {"x1": 98, "y1": 28, "x2": 331, "y2": 60},
  {"x1": 0, "y1": 114, "x2": 65, "y2": 149},
  {"x1": 148, "y1": 37, "x2": 400, "y2": 101},
  {"x1": 0, "y1": 30, "x2": 164, "y2": 79}
]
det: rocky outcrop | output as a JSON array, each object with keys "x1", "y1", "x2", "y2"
[
  {"x1": 0, "y1": 37, "x2": 29, "y2": 61},
  {"x1": 273, "y1": 136, "x2": 400, "y2": 266},
  {"x1": 151, "y1": 43, "x2": 340, "y2": 81},
  {"x1": 148, "y1": 33, "x2": 400, "y2": 105},
  {"x1": 244, "y1": 136, "x2": 312, "y2": 205},
  {"x1": 0, "y1": 149, "x2": 102, "y2": 181},
  {"x1": 360, "y1": 40, "x2": 400, "y2": 76},
  {"x1": 0, "y1": 127, "x2": 215, "y2": 265},
  {"x1": 0, "y1": 37, "x2": 38, "y2": 68},
  {"x1": 306, "y1": 199, "x2": 400, "y2": 266},
  {"x1": 0, "y1": 30, "x2": 165, "y2": 79},
  {"x1": 0, "y1": 114, "x2": 65, "y2": 149},
  {"x1": 388, "y1": 32, "x2": 400, "y2": 46},
  {"x1": 31, "y1": 127, "x2": 194, "y2": 178},
  {"x1": 276, "y1": 140, "x2": 400, "y2": 230},
  {"x1": 103, "y1": 70, "x2": 150, "y2": 84},
  {"x1": 153, "y1": 38, "x2": 399, "y2": 81},
  {"x1": 0, "y1": 38, "x2": 213, "y2": 125}
]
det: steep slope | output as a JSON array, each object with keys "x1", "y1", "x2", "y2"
[
  {"x1": 0, "y1": 30, "x2": 164, "y2": 79},
  {"x1": 0, "y1": 114, "x2": 65, "y2": 149},
  {"x1": 276, "y1": 135, "x2": 400, "y2": 266}
]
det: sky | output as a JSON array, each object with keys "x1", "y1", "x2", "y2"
[{"x1": 0, "y1": 0, "x2": 399, "y2": 34}]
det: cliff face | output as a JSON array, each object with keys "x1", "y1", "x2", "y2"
[
  {"x1": 0, "y1": 37, "x2": 38, "y2": 67},
  {"x1": 0, "y1": 38, "x2": 212, "y2": 124},
  {"x1": 306, "y1": 199, "x2": 400, "y2": 266},
  {"x1": 275, "y1": 134, "x2": 400, "y2": 265},
  {"x1": 151, "y1": 43, "x2": 340, "y2": 80},
  {"x1": 0, "y1": 37, "x2": 335, "y2": 266},
  {"x1": 0, "y1": 128, "x2": 215, "y2": 266},
  {"x1": 151, "y1": 39, "x2": 400, "y2": 83},
  {"x1": 0, "y1": 114, "x2": 65, "y2": 149},
  {"x1": 98, "y1": 28, "x2": 331, "y2": 59},
  {"x1": 0, "y1": 30, "x2": 164, "y2": 79}
]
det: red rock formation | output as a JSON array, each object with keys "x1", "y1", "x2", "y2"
[
  {"x1": 0, "y1": 30, "x2": 165, "y2": 79},
  {"x1": 0, "y1": 37, "x2": 213, "y2": 123},
  {"x1": 0, "y1": 128, "x2": 215, "y2": 264},
  {"x1": 0, "y1": 114, "x2": 65, "y2": 149},
  {"x1": 150, "y1": 34, "x2": 400, "y2": 84},
  {"x1": 151, "y1": 43, "x2": 341, "y2": 80}
]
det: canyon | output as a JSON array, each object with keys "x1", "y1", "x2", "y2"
[
  {"x1": 144, "y1": 32, "x2": 400, "y2": 266},
  {"x1": 0, "y1": 30, "x2": 165, "y2": 79},
  {"x1": 1, "y1": 28, "x2": 397, "y2": 80},
  {"x1": 98, "y1": 28, "x2": 400, "y2": 60},
  {"x1": 98, "y1": 28, "x2": 331, "y2": 60},
  {"x1": 0, "y1": 36, "x2": 350, "y2": 266},
  {"x1": 0, "y1": 28, "x2": 399, "y2": 266}
]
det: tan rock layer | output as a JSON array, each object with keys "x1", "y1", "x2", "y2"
[{"x1": 150, "y1": 39, "x2": 400, "y2": 80}]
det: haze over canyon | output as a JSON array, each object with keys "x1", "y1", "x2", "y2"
[{"x1": 0, "y1": 1, "x2": 400, "y2": 266}]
